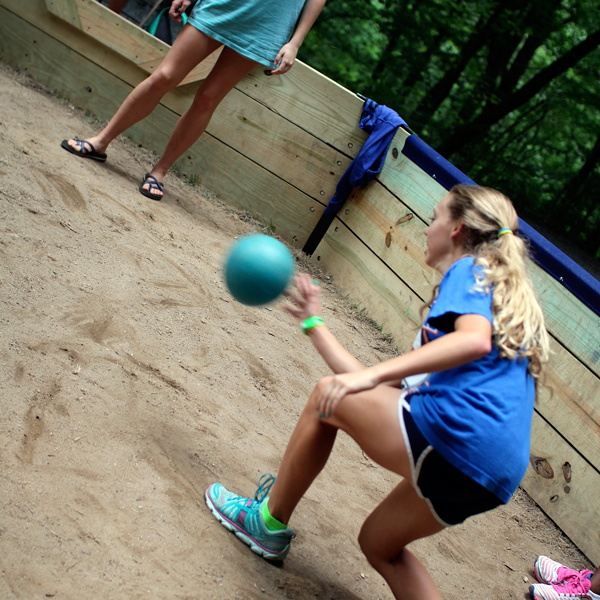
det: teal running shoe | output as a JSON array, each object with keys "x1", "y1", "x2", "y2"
[{"x1": 205, "y1": 473, "x2": 296, "y2": 561}]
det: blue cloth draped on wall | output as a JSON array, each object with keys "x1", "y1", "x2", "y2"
[{"x1": 323, "y1": 99, "x2": 406, "y2": 217}]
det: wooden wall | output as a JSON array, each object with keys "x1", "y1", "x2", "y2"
[{"x1": 2, "y1": 0, "x2": 599, "y2": 565}]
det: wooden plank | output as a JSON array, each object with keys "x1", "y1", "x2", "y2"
[
  {"x1": 5, "y1": 0, "x2": 152, "y2": 86},
  {"x1": 180, "y1": 143, "x2": 323, "y2": 245},
  {"x1": 179, "y1": 50, "x2": 221, "y2": 85},
  {"x1": 531, "y1": 268, "x2": 600, "y2": 378},
  {"x1": 74, "y1": 0, "x2": 220, "y2": 81},
  {"x1": 378, "y1": 130, "x2": 447, "y2": 219},
  {"x1": 237, "y1": 63, "x2": 369, "y2": 154},
  {"x1": 198, "y1": 90, "x2": 353, "y2": 206},
  {"x1": 79, "y1": 0, "x2": 163, "y2": 65},
  {"x1": 313, "y1": 222, "x2": 424, "y2": 353},
  {"x1": 523, "y1": 413, "x2": 600, "y2": 565},
  {"x1": 44, "y1": 0, "x2": 166, "y2": 65},
  {"x1": 43, "y1": 0, "x2": 80, "y2": 27},
  {"x1": 537, "y1": 341, "x2": 600, "y2": 470},
  {"x1": 334, "y1": 166, "x2": 439, "y2": 302},
  {"x1": 0, "y1": 7, "x2": 154, "y2": 131}
]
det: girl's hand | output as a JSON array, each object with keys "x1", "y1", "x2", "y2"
[
  {"x1": 169, "y1": 0, "x2": 190, "y2": 22},
  {"x1": 316, "y1": 370, "x2": 379, "y2": 418},
  {"x1": 271, "y1": 43, "x2": 299, "y2": 75},
  {"x1": 283, "y1": 273, "x2": 322, "y2": 322}
]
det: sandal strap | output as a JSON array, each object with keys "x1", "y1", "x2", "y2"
[
  {"x1": 143, "y1": 173, "x2": 164, "y2": 191},
  {"x1": 74, "y1": 138, "x2": 94, "y2": 154}
]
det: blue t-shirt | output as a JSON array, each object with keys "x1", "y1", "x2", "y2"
[{"x1": 408, "y1": 257, "x2": 535, "y2": 503}]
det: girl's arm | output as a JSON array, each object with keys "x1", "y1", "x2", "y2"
[
  {"x1": 316, "y1": 313, "x2": 493, "y2": 417},
  {"x1": 271, "y1": 0, "x2": 326, "y2": 75},
  {"x1": 284, "y1": 274, "x2": 365, "y2": 374},
  {"x1": 304, "y1": 323, "x2": 365, "y2": 374}
]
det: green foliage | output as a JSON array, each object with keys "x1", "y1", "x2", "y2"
[{"x1": 299, "y1": 0, "x2": 600, "y2": 262}]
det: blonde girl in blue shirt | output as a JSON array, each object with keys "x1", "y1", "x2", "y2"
[{"x1": 206, "y1": 185, "x2": 550, "y2": 599}]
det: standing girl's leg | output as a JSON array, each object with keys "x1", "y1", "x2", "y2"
[
  {"x1": 65, "y1": 25, "x2": 222, "y2": 156},
  {"x1": 141, "y1": 46, "x2": 258, "y2": 197}
]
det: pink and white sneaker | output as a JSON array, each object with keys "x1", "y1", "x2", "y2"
[
  {"x1": 529, "y1": 577, "x2": 592, "y2": 600},
  {"x1": 534, "y1": 555, "x2": 593, "y2": 585}
]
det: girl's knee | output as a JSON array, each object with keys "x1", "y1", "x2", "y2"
[
  {"x1": 359, "y1": 526, "x2": 409, "y2": 574},
  {"x1": 295, "y1": 381, "x2": 329, "y2": 424},
  {"x1": 192, "y1": 85, "x2": 229, "y2": 112},
  {"x1": 148, "y1": 68, "x2": 182, "y2": 92},
  {"x1": 301, "y1": 383, "x2": 323, "y2": 417},
  {"x1": 358, "y1": 520, "x2": 386, "y2": 566},
  {"x1": 357, "y1": 526, "x2": 373, "y2": 563}
]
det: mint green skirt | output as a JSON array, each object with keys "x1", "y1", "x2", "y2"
[{"x1": 188, "y1": 0, "x2": 307, "y2": 69}]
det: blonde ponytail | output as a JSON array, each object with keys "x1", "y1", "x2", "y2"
[{"x1": 448, "y1": 185, "x2": 550, "y2": 379}]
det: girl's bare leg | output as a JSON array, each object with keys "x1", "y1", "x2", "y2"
[
  {"x1": 267, "y1": 381, "x2": 412, "y2": 523},
  {"x1": 141, "y1": 46, "x2": 258, "y2": 196},
  {"x1": 66, "y1": 25, "x2": 222, "y2": 155},
  {"x1": 266, "y1": 381, "x2": 445, "y2": 599},
  {"x1": 358, "y1": 480, "x2": 445, "y2": 600}
]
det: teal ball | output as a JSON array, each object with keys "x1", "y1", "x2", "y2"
[{"x1": 224, "y1": 234, "x2": 295, "y2": 306}]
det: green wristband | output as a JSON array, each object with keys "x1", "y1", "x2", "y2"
[{"x1": 301, "y1": 316, "x2": 324, "y2": 334}]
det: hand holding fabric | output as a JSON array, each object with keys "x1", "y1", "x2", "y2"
[{"x1": 271, "y1": 43, "x2": 299, "y2": 75}]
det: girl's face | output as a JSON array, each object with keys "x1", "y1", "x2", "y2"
[{"x1": 424, "y1": 194, "x2": 463, "y2": 273}]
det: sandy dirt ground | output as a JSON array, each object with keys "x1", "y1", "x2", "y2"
[{"x1": 0, "y1": 63, "x2": 595, "y2": 600}]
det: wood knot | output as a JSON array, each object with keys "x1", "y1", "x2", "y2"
[
  {"x1": 562, "y1": 462, "x2": 571, "y2": 483},
  {"x1": 531, "y1": 456, "x2": 554, "y2": 479},
  {"x1": 395, "y1": 213, "x2": 413, "y2": 226}
]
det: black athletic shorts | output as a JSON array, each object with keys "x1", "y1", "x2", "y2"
[{"x1": 399, "y1": 396, "x2": 503, "y2": 526}]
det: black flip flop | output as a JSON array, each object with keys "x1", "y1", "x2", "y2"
[
  {"x1": 139, "y1": 173, "x2": 164, "y2": 200},
  {"x1": 61, "y1": 138, "x2": 107, "y2": 162}
]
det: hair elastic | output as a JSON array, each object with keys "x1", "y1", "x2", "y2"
[{"x1": 498, "y1": 228, "x2": 513, "y2": 236}]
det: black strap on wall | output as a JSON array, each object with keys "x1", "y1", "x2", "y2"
[{"x1": 302, "y1": 212, "x2": 335, "y2": 256}]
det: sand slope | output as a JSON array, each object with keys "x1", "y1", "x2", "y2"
[{"x1": 0, "y1": 63, "x2": 593, "y2": 600}]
